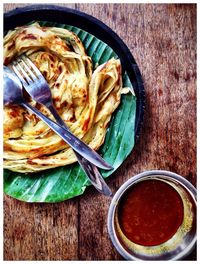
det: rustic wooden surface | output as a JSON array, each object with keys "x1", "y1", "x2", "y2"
[{"x1": 4, "y1": 3, "x2": 196, "y2": 261}]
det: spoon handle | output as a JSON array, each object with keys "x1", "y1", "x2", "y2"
[
  {"x1": 21, "y1": 102, "x2": 113, "y2": 171},
  {"x1": 47, "y1": 103, "x2": 112, "y2": 196}
]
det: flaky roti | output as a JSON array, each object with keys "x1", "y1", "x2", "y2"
[{"x1": 4, "y1": 23, "x2": 126, "y2": 173}]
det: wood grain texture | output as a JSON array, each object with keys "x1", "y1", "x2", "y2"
[{"x1": 4, "y1": 3, "x2": 196, "y2": 260}]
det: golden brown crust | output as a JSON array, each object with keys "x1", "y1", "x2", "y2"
[{"x1": 4, "y1": 22, "x2": 123, "y2": 173}]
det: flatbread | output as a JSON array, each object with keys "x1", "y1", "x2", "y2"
[{"x1": 4, "y1": 23, "x2": 124, "y2": 173}]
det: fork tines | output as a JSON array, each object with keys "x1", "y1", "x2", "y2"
[{"x1": 11, "y1": 55, "x2": 43, "y2": 86}]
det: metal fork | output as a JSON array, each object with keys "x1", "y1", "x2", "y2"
[{"x1": 11, "y1": 55, "x2": 112, "y2": 196}]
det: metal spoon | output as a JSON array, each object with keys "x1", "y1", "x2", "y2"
[
  {"x1": 3, "y1": 66, "x2": 112, "y2": 196},
  {"x1": 3, "y1": 66, "x2": 112, "y2": 170}
]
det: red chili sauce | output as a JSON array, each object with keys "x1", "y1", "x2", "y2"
[{"x1": 118, "y1": 179, "x2": 184, "y2": 246}]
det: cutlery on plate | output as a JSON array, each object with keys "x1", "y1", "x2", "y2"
[{"x1": 4, "y1": 64, "x2": 112, "y2": 196}]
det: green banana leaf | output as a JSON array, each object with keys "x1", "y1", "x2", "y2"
[{"x1": 4, "y1": 21, "x2": 136, "y2": 202}]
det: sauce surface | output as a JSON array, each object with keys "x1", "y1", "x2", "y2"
[{"x1": 118, "y1": 179, "x2": 184, "y2": 246}]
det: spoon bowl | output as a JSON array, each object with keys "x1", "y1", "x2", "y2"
[{"x1": 3, "y1": 66, "x2": 24, "y2": 105}]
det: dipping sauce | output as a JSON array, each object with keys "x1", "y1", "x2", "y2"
[{"x1": 118, "y1": 179, "x2": 184, "y2": 246}]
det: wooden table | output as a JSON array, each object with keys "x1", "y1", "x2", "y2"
[{"x1": 4, "y1": 3, "x2": 196, "y2": 260}]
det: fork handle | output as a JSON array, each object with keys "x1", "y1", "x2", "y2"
[
  {"x1": 47, "y1": 104, "x2": 112, "y2": 196},
  {"x1": 22, "y1": 102, "x2": 113, "y2": 170}
]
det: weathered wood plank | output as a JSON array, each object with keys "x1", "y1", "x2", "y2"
[{"x1": 4, "y1": 3, "x2": 196, "y2": 260}]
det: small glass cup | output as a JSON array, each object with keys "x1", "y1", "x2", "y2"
[{"x1": 107, "y1": 170, "x2": 196, "y2": 260}]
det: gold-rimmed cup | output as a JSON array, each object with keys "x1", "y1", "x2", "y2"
[{"x1": 107, "y1": 170, "x2": 196, "y2": 260}]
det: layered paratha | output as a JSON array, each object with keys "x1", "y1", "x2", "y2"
[{"x1": 4, "y1": 22, "x2": 127, "y2": 173}]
